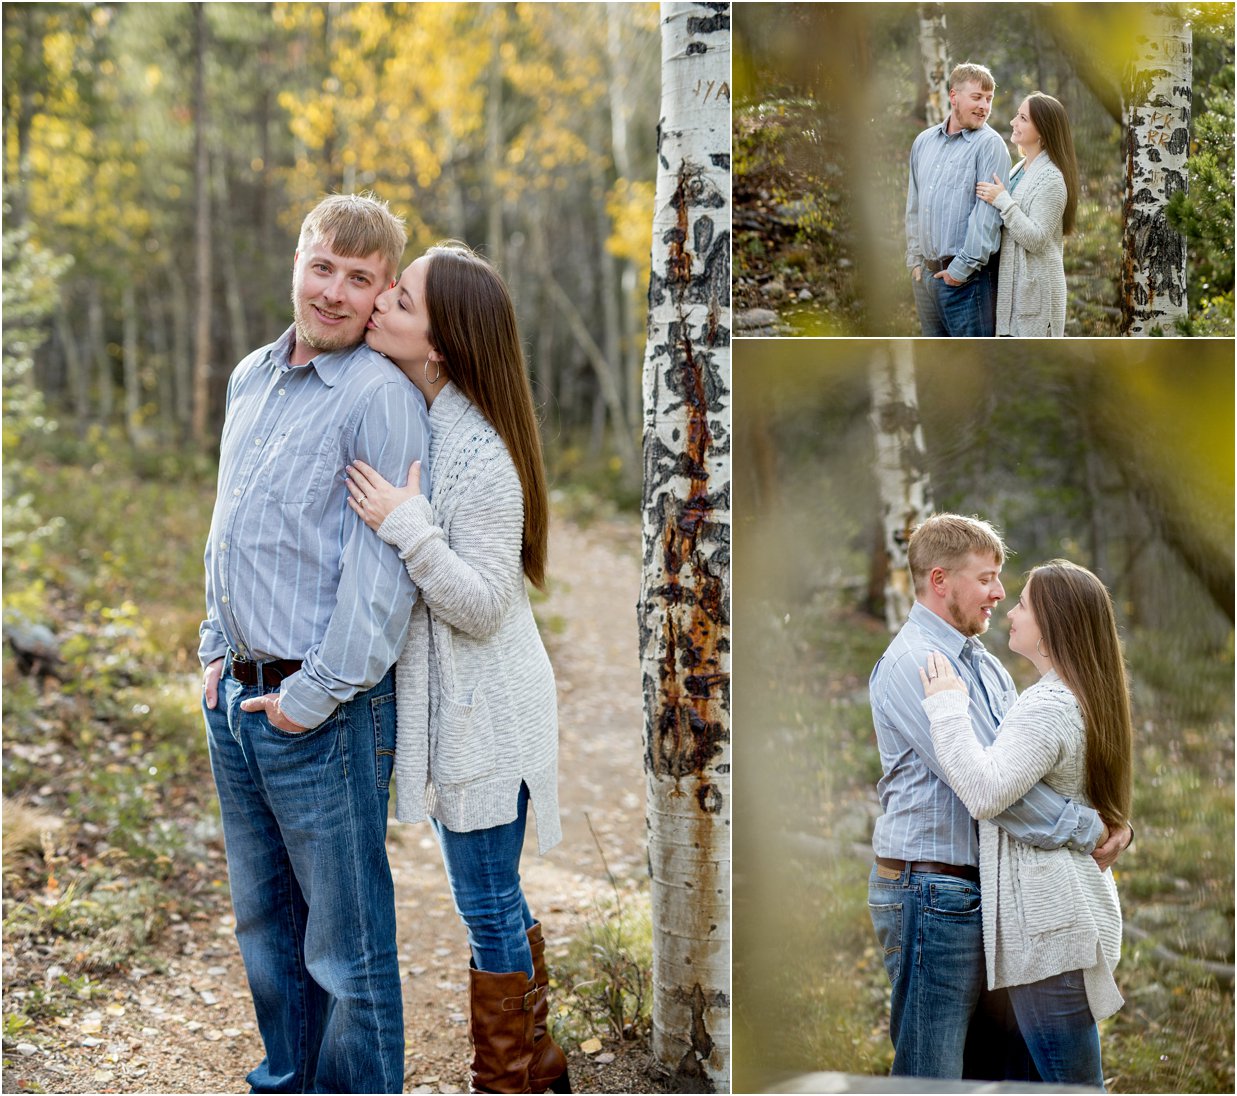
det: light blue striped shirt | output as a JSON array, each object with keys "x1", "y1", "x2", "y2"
[
  {"x1": 870, "y1": 601, "x2": 1103, "y2": 866},
  {"x1": 905, "y1": 120, "x2": 1012, "y2": 284},
  {"x1": 198, "y1": 326, "x2": 431, "y2": 729}
]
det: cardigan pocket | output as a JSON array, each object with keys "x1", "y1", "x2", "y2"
[
  {"x1": 1015, "y1": 844, "x2": 1077, "y2": 937},
  {"x1": 432, "y1": 684, "x2": 498, "y2": 785}
]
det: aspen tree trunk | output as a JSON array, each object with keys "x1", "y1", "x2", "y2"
[
  {"x1": 1120, "y1": 4, "x2": 1191, "y2": 335},
  {"x1": 88, "y1": 286, "x2": 113, "y2": 422},
  {"x1": 918, "y1": 3, "x2": 950, "y2": 126},
  {"x1": 868, "y1": 342, "x2": 934, "y2": 632},
  {"x1": 122, "y1": 281, "x2": 143, "y2": 445},
  {"x1": 191, "y1": 2, "x2": 213, "y2": 444},
  {"x1": 639, "y1": 4, "x2": 730, "y2": 1090}
]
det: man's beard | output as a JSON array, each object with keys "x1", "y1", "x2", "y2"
[
  {"x1": 946, "y1": 592, "x2": 988, "y2": 636},
  {"x1": 292, "y1": 295, "x2": 358, "y2": 353},
  {"x1": 952, "y1": 107, "x2": 987, "y2": 132}
]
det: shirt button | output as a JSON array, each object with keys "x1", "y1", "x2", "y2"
[
  {"x1": 278, "y1": 388, "x2": 286, "y2": 396},
  {"x1": 221, "y1": 595, "x2": 229, "y2": 604},
  {"x1": 233, "y1": 488, "x2": 242, "y2": 496},
  {"x1": 254, "y1": 437, "x2": 262, "y2": 445},
  {"x1": 220, "y1": 542, "x2": 228, "y2": 551}
]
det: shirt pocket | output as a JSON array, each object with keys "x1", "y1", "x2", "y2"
[{"x1": 262, "y1": 427, "x2": 339, "y2": 508}]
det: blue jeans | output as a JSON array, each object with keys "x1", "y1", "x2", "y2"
[
  {"x1": 912, "y1": 256, "x2": 999, "y2": 336},
  {"x1": 1009, "y1": 971, "x2": 1105, "y2": 1088},
  {"x1": 432, "y1": 783, "x2": 535, "y2": 977},
  {"x1": 204, "y1": 662, "x2": 403, "y2": 1094},
  {"x1": 868, "y1": 861, "x2": 986, "y2": 1078}
]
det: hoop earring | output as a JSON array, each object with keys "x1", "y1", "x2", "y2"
[
  {"x1": 1036, "y1": 638, "x2": 1049, "y2": 659},
  {"x1": 424, "y1": 357, "x2": 442, "y2": 385}
]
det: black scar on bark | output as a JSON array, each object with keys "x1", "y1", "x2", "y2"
[
  {"x1": 687, "y1": 10, "x2": 730, "y2": 35},
  {"x1": 709, "y1": 153, "x2": 730, "y2": 170},
  {"x1": 686, "y1": 41, "x2": 706, "y2": 55},
  {"x1": 1166, "y1": 125, "x2": 1190, "y2": 157},
  {"x1": 696, "y1": 782, "x2": 724, "y2": 813}
]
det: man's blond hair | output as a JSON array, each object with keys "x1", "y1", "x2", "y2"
[
  {"x1": 907, "y1": 513, "x2": 1008, "y2": 595},
  {"x1": 297, "y1": 192, "x2": 407, "y2": 279},
  {"x1": 949, "y1": 62, "x2": 996, "y2": 93}
]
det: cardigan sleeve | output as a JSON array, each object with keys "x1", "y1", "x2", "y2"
[
  {"x1": 375, "y1": 448, "x2": 525, "y2": 641},
  {"x1": 924, "y1": 684, "x2": 1077, "y2": 820},
  {"x1": 992, "y1": 167, "x2": 1066, "y2": 255}
]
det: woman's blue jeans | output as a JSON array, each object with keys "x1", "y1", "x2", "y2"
[
  {"x1": 432, "y1": 783, "x2": 536, "y2": 977},
  {"x1": 1008, "y1": 970, "x2": 1105, "y2": 1088},
  {"x1": 204, "y1": 665, "x2": 403, "y2": 1094}
]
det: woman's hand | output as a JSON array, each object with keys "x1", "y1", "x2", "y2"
[
  {"x1": 918, "y1": 651, "x2": 968, "y2": 697},
  {"x1": 976, "y1": 172, "x2": 1006, "y2": 205},
  {"x1": 346, "y1": 459, "x2": 422, "y2": 532}
]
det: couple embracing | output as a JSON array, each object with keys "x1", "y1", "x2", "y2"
[
  {"x1": 907, "y1": 62, "x2": 1080, "y2": 337},
  {"x1": 869, "y1": 514, "x2": 1134, "y2": 1089},
  {"x1": 199, "y1": 193, "x2": 568, "y2": 1094}
]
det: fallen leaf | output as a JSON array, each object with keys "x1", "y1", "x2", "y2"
[{"x1": 580, "y1": 1037, "x2": 603, "y2": 1054}]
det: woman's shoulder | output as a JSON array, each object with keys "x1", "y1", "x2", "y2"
[
  {"x1": 1018, "y1": 673, "x2": 1080, "y2": 717},
  {"x1": 432, "y1": 390, "x2": 518, "y2": 492}
]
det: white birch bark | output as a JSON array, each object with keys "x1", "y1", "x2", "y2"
[
  {"x1": 868, "y1": 342, "x2": 934, "y2": 632},
  {"x1": 639, "y1": 3, "x2": 730, "y2": 1090},
  {"x1": 918, "y1": 3, "x2": 950, "y2": 126},
  {"x1": 1120, "y1": 3, "x2": 1191, "y2": 336}
]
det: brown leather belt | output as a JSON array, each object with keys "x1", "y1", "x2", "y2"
[
  {"x1": 876, "y1": 856, "x2": 979, "y2": 882},
  {"x1": 922, "y1": 255, "x2": 956, "y2": 273},
  {"x1": 229, "y1": 653, "x2": 303, "y2": 689}
]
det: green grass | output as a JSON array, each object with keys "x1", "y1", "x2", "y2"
[{"x1": 3, "y1": 432, "x2": 221, "y2": 1015}]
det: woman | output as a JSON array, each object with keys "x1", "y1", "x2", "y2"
[
  {"x1": 920, "y1": 560, "x2": 1131, "y2": 1089},
  {"x1": 345, "y1": 242, "x2": 569, "y2": 1095},
  {"x1": 976, "y1": 91, "x2": 1080, "y2": 337}
]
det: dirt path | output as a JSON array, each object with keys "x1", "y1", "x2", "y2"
[{"x1": 3, "y1": 508, "x2": 661, "y2": 1094}]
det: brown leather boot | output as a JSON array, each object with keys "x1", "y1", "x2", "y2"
[
  {"x1": 527, "y1": 922, "x2": 572, "y2": 1093},
  {"x1": 468, "y1": 965, "x2": 536, "y2": 1094}
]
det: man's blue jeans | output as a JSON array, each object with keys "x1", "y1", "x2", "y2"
[
  {"x1": 204, "y1": 663, "x2": 403, "y2": 1094},
  {"x1": 912, "y1": 257, "x2": 999, "y2": 337},
  {"x1": 868, "y1": 861, "x2": 986, "y2": 1077},
  {"x1": 1009, "y1": 971, "x2": 1105, "y2": 1088},
  {"x1": 432, "y1": 783, "x2": 536, "y2": 977}
]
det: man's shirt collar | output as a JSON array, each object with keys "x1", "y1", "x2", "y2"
[{"x1": 268, "y1": 325, "x2": 359, "y2": 388}]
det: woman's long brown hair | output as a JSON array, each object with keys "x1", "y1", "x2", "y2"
[
  {"x1": 1027, "y1": 560, "x2": 1133, "y2": 827},
  {"x1": 422, "y1": 242, "x2": 549, "y2": 589},
  {"x1": 1025, "y1": 92, "x2": 1080, "y2": 235}
]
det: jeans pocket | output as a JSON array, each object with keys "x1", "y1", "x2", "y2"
[
  {"x1": 264, "y1": 709, "x2": 338, "y2": 743},
  {"x1": 925, "y1": 880, "x2": 981, "y2": 917},
  {"x1": 868, "y1": 900, "x2": 904, "y2": 985},
  {"x1": 433, "y1": 685, "x2": 498, "y2": 785},
  {"x1": 371, "y1": 692, "x2": 396, "y2": 791}
]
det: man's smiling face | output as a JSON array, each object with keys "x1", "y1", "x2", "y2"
[
  {"x1": 949, "y1": 80, "x2": 994, "y2": 133},
  {"x1": 941, "y1": 551, "x2": 1005, "y2": 636},
  {"x1": 291, "y1": 240, "x2": 388, "y2": 358}
]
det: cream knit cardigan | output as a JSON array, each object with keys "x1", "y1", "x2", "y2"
[
  {"x1": 377, "y1": 382, "x2": 561, "y2": 854},
  {"x1": 924, "y1": 672, "x2": 1123, "y2": 1021},
  {"x1": 992, "y1": 156, "x2": 1068, "y2": 337}
]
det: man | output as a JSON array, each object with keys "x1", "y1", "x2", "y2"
[
  {"x1": 199, "y1": 193, "x2": 429, "y2": 1093},
  {"x1": 906, "y1": 62, "x2": 1011, "y2": 336},
  {"x1": 868, "y1": 514, "x2": 1131, "y2": 1079}
]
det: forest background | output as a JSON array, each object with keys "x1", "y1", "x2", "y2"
[
  {"x1": 732, "y1": 341, "x2": 1235, "y2": 1093},
  {"x1": 733, "y1": 1, "x2": 1235, "y2": 336},
  {"x1": 2, "y1": 1, "x2": 664, "y2": 1082}
]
